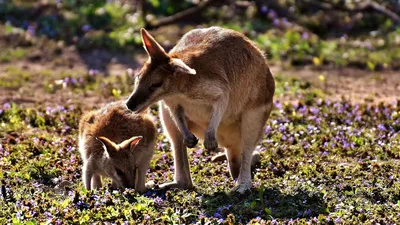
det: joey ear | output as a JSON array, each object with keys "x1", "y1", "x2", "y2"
[
  {"x1": 96, "y1": 137, "x2": 119, "y2": 157},
  {"x1": 170, "y1": 58, "x2": 196, "y2": 75},
  {"x1": 118, "y1": 136, "x2": 143, "y2": 152},
  {"x1": 140, "y1": 28, "x2": 168, "y2": 60}
]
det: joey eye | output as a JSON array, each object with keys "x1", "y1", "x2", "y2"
[
  {"x1": 150, "y1": 81, "x2": 163, "y2": 90},
  {"x1": 116, "y1": 169, "x2": 125, "y2": 177}
]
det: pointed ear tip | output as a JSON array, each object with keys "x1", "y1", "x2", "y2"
[
  {"x1": 140, "y1": 28, "x2": 149, "y2": 36},
  {"x1": 132, "y1": 136, "x2": 143, "y2": 143}
]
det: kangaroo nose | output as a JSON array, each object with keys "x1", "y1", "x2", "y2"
[{"x1": 125, "y1": 98, "x2": 137, "y2": 111}]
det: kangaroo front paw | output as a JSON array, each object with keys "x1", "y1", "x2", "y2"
[
  {"x1": 231, "y1": 182, "x2": 252, "y2": 194},
  {"x1": 184, "y1": 133, "x2": 198, "y2": 148},
  {"x1": 204, "y1": 132, "x2": 218, "y2": 151}
]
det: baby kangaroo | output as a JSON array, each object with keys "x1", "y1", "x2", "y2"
[
  {"x1": 78, "y1": 101, "x2": 156, "y2": 192},
  {"x1": 126, "y1": 27, "x2": 274, "y2": 193}
]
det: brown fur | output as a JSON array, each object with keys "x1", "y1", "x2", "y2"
[
  {"x1": 126, "y1": 27, "x2": 275, "y2": 193},
  {"x1": 78, "y1": 101, "x2": 156, "y2": 192}
]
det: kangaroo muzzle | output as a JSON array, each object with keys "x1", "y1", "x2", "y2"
[
  {"x1": 126, "y1": 97, "x2": 139, "y2": 111},
  {"x1": 126, "y1": 90, "x2": 149, "y2": 112}
]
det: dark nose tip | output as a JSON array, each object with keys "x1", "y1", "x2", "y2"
[{"x1": 125, "y1": 98, "x2": 137, "y2": 111}]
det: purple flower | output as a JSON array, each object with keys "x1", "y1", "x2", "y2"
[
  {"x1": 46, "y1": 106, "x2": 54, "y2": 115},
  {"x1": 27, "y1": 24, "x2": 36, "y2": 35},
  {"x1": 260, "y1": 5, "x2": 268, "y2": 14},
  {"x1": 274, "y1": 102, "x2": 282, "y2": 109},
  {"x1": 273, "y1": 18, "x2": 280, "y2": 26},
  {"x1": 89, "y1": 69, "x2": 99, "y2": 76},
  {"x1": 378, "y1": 124, "x2": 386, "y2": 131},
  {"x1": 213, "y1": 212, "x2": 223, "y2": 218},
  {"x1": 304, "y1": 209, "x2": 312, "y2": 216},
  {"x1": 44, "y1": 211, "x2": 52, "y2": 218},
  {"x1": 82, "y1": 24, "x2": 92, "y2": 32},
  {"x1": 265, "y1": 126, "x2": 272, "y2": 135},
  {"x1": 3, "y1": 103, "x2": 10, "y2": 109},
  {"x1": 310, "y1": 107, "x2": 319, "y2": 115},
  {"x1": 71, "y1": 78, "x2": 77, "y2": 85},
  {"x1": 302, "y1": 32, "x2": 309, "y2": 40},
  {"x1": 282, "y1": 17, "x2": 289, "y2": 26},
  {"x1": 268, "y1": 9, "x2": 277, "y2": 19},
  {"x1": 33, "y1": 137, "x2": 39, "y2": 145},
  {"x1": 195, "y1": 148, "x2": 203, "y2": 155},
  {"x1": 0, "y1": 109, "x2": 3, "y2": 114},
  {"x1": 157, "y1": 142, "x2": 163, "y2": 150},
  {"x1": 64, "y1": 77, "x2": 70, "y2": 84},
  {"x1": 154, "y1": 197, "x2": 163, "y2": 205},
  {"x1": 256, "y1": 145, "x2": 266, "y2": 152}
]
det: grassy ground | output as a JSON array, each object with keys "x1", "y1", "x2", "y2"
[{"x1": 0, "y1": 62, "x2": 399, "y2": 224}]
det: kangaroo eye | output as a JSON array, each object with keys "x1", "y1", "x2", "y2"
[
  {"x1": 116, "y1": 169, "x2": 125, "y2": 177},
  {"x1": 150, "y1": 81, "x2": 163, "y2": 89}
]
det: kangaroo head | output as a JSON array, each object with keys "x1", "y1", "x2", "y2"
[
  {"x1": 96, "y1": 136, "x2": 142, "y2": 189},
  {"x1": 126, "y1": 28, "x2": 196, "y2": 112}
]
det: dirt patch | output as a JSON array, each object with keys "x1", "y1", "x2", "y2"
[
  {"x1": 0, "y1": 46, "x2": 398, "y2": 110},
  {"x1": 271, "y1": 66, "x2": 400, "y2": 104},
  {"x1": 0, "y1": 46, "x2": 147, "y2": 109}
]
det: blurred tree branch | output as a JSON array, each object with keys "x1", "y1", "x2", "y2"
[
  {"x1": 301, "y1": 0, "x2": 400, "y2": 25},
  {"x1": 146, "y1": 0, "x2": 218, "y2": 29},
  {"x1": 351, "y1": 1, "x2": 400, "y2": 25}
]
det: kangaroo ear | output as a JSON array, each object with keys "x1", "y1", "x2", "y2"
[
  {"x1": 118, "y1": 136, "x2": 143, "y2": 152},
  {"x1": 170, "y1": 58, "x2": 196, "y2": 75},
  {"x1": 140, "y1": 28, "x2": 168, "y2": 60},
  {"x1": 96, "y1": 136, "x2": 119, "y2": 157}
]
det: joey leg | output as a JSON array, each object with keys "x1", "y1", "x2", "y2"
[
  {"x1": 82, "y1": 164, "x2": 93, "y2": 190},
  {"x1": 91, "y1": 175, "x2": 102, "y2": 189}
]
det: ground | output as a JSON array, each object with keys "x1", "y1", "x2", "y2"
[{"x1": 1, "y1": 35, "x2": 400, "y2": 225}]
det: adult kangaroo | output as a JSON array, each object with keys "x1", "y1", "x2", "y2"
[{"x1": 126, "y1": 27, "x2": 275, "y2": 193}]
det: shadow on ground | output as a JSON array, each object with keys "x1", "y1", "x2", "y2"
[{"x1": 200, "y1": 187, "x2": 327, "y2": 222}]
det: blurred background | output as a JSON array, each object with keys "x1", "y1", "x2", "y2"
[{"x1": 0, "y1": 0, "x2": 399, "y2": 107}]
